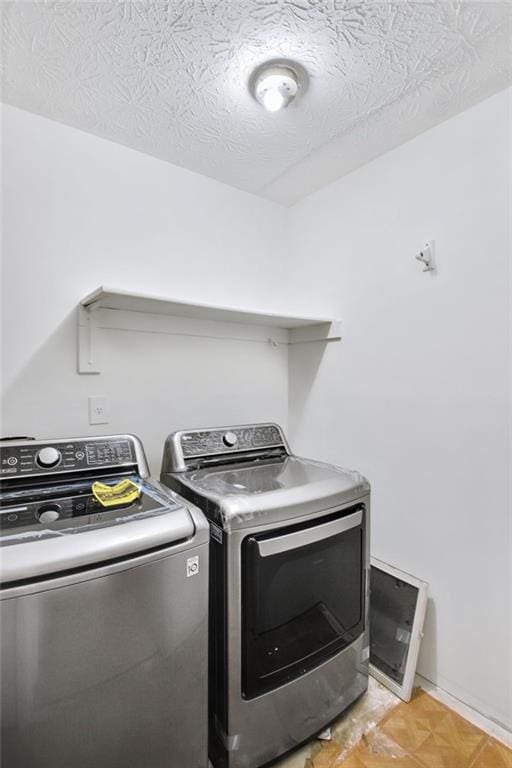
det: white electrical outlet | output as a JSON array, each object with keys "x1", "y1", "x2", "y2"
[{"x1": 89, "y1": 396, "x2": 110, "y2": 425}]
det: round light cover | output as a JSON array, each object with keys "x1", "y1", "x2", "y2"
[{"x1": 253, "y1": 65, "x2": 299, "y2": 112}]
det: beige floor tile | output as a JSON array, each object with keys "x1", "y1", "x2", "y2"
[
  {"x1": 470, "y1": 738, "x2": 512, "y2": 768},
  {"x1": 378, "y1": 690, "x2": 488, "y2": 768},
  {"x1": 276, "y1": 743, "x2": 318, "y2": 768},
  {"x1": 335, "y1": 742, "x2": 419, "y2": 768},
  {"x1": 309, "y1": 741, "x2": 344, "y2": 768}
]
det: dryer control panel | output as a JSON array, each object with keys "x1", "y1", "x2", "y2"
[
  {"x1": 161, "y1": 423, "x2": 290, "y2": 473},
  {"x1": 181, "y1": 424, "x2": 284, "y2": 459},
  {"x1": 0, "y1": 436, "x2": 144, "y2": 479}
]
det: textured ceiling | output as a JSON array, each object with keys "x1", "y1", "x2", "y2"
[{"x1": 2, "y1": 1, "x2": 511, "y2": 205}]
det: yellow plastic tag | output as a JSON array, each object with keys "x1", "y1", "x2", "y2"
[{"x1": 91, "y1": 479, "x2": 141, "y2": 508}]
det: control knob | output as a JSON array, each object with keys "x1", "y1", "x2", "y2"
[
  {"x1": 223, "y1": 431, "x2": 238, "y2": 448},
  {"x1": 37, "y1": 504, "x2": 61, "y2": 523},
  {"x1": 36, "y1": 447, "x2": 62, "y2": 468}
]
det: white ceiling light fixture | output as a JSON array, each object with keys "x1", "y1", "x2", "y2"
[{"x1": 251, "y1": 62, "x2": 303, "y2": 113}]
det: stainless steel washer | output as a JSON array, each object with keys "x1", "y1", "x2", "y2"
[
  {"x1": 0, "y1": 434, "x2": 209, "y2": 768},
  {"x1": 160, "y1": 423, "x2": 370, "y2": 768}
]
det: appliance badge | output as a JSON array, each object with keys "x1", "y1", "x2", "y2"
[{"x1": 186, "y1": 556, "x2": 199, "y2": 578}]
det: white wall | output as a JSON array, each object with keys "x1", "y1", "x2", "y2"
[
  {"x1": 1, "y1": 105, "x2": 289, "y2": 471},
  {"x1": 287, "y1": 89, "x2": 511, "y2": 729}
]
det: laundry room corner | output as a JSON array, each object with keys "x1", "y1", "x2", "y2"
[
  {"x1": 1, "y1": 104, "x2": 291, "y2": 471},
  {"x1": 1, "y1": 3, "x2": 511, "y2": 766}
]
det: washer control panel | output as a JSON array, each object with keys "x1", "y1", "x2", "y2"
[
  {"x1": 0, "y1": 479, "x2": 155, "y2": 534},
  {"x1": 36, "y1": 447, "x2": 62, "y2": 468},
  {"x1": 0, "y1": 438, "x2": 135, "y2": 478}
]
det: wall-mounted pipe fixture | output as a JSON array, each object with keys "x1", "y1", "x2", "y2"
[{"x1": 415, "y1": 240, "x2": 435, "y2": 272}]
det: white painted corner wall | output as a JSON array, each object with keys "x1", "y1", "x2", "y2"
[
  {"x1": 0, "y1": 105, "x2": 289, "y2": 471},
  {"x1": 287, "y1": 87, "x2": 512, "y2": 731},
  {"x1": 1, "y1": 89, "x2": 511, "y2": 732}
]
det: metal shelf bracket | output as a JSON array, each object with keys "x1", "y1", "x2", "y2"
[{"x1": 77, "y1": 304, "x2": 101, "y2": 374}]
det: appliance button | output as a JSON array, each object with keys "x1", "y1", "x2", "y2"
[
  {"x1": 37, "y1": 504, "x2": 61, "y2": 524},
  {"x1": 36, "y1": 447, "x2": 62, "y2": 468},
  {"x1": 7, "y1": 514, "x2": 17, "y2": 522},
  {"x1": 75, "y1": 451, "x2": 85, "y2": 460},
  {"x1": 223, "y1": 431, "x2": 238, "y2": 448},
  {"x1": 7, "y1": 457, "x2": 18, "y2": 466}
]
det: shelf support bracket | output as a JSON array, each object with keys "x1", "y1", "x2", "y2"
[
  {"x1": 288, "y1": 321, "x2": 342, "y2": 345},
  {"x1": 77, "y1": 304, "x2": 101, "y2": 374}
]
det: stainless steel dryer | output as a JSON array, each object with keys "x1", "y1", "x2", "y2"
[
  {"x1": 160, "y1": 423, "x2": 370, "y2": 768},
  {"x1": 0, "y1": 434, "x2": 209, "y2": 768}
]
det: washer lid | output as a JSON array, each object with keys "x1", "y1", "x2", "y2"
[
  {"x1": 0, "y1": 480, "x2": 196, "y2": 584},
  {"x1": 173, "y1": 456, "x2": 370, "y2": 530}
]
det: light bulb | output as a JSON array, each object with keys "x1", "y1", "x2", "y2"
[
  {"x1": 262, "y1": 88, "x2": 286, "y2": 112},
  {"x1": 252, "y1": 64, "x2": 299, "y2": 112}
]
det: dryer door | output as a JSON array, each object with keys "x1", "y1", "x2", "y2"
[{"x1": 241, "y1": 505, "x2": 365, "y2": 699}]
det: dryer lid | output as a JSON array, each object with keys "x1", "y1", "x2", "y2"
[{"x1": 174, "y1": 456, "x2": 370, "y2": 531}]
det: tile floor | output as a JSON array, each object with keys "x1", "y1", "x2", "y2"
[{"x1": 275, "y1": 682, "x2": 512, "y2": 768}]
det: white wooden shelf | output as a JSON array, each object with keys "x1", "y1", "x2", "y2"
[{"x1": 78, "y1": 287, "x2": 341, "y2": 374}]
